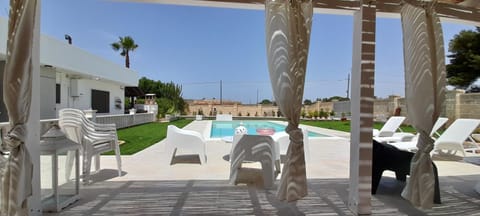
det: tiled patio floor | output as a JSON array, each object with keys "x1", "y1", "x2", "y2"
[{"x1": 43, "y1": 120, "x2": 480, "y2": 215}]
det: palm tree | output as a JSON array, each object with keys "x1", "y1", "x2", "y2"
[{"x1": 111, "y1": 36, "x2": 138, "y2": 68}]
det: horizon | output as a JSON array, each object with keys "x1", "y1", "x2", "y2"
[{"x1": 0, "y1": 0, "x2": 476, "y2": 104}]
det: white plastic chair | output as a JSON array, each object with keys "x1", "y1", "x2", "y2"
[
  {"x1": 390, "y1": 118, "x2": 480, "y2": 156},
  {"x1": 59, "y1": 108, "x2": 122, "y2": 183},
  {"x1": 271, "y1": 127, "x2": 310, "y2": 165},
  {"x1": 229, "y1": 134, "x2": 276, "y2": 189},
  {"x1": 166, "y1": 125, "x2": 207, "y2": 165}
]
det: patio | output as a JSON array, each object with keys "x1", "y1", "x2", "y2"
[{"x1": 43, "y1": 121, "x2": 480, "y2": 215}]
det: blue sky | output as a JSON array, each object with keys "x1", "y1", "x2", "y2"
[{"x1": 0, "y1": 0, "x2": 476, "y2": 104}]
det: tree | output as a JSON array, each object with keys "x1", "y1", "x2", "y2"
[
  {"x1": 260, "y1": 99, "x2": 272, "y2": 104},
  {"x1": 304, "y1": 99, "x2": 313, "y2": 105},
  {"x1": 446, "y1": 27, "x2": 480, "y2": 88},
  {"x1": 138, "y1": 77, "x2": 187, "y2": 115},
  {"x1": 328, "y1": 96, "x2": 349, "y2": 101},
  {"x1": 111, "y1": 36, "x2": 139, "y2": 68}
]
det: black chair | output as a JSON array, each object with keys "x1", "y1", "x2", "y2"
[{"x1": 372, "y1": 140, "x2": 441, "y2": 204}]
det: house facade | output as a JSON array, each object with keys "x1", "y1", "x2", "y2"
[{"x1": 0, "y1": 18, "x2": 139, "y2": 121}]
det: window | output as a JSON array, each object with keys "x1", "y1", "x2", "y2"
[
  {"x1": 91, "y1": 89, "x2": 110, "y2": 113},
  {"x1": 56, "y1": 84, "x2": 61, "y2": 104}
]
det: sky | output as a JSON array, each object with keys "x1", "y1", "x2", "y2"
[{"x1": 0, "y1": 0, "x2": 476, "y2": 104}]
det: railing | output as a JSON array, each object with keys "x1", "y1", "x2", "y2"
[
  {"x1": 96, "y1": 113, "x2": 155, "y2": 129},
  {"x1": 0, "y1": 113, "x2": 156, "y2": 136}
]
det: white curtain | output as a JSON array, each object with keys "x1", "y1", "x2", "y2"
[
  {"x1": 1, "y1": 0, "x2": 37, "y2": 215},
  {"x1": 400, "y1": 3, "x2": 446, "y2": 209},
  {"x1": 265, "y1": 0, "x2": 312, "y2": 202}
]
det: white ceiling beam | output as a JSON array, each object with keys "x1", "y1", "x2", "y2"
[{"x1": 120, "y1": 0, "x2": 480, "y2": 25}]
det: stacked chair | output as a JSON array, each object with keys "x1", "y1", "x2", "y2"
[{"x1": 59, "y1": 108, "x2": 122, "y2": 183}]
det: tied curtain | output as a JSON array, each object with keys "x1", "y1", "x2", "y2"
[
  {"x1": 265, "y1": 0, "x2": 312, "y2": 201},
  {"x1": 400, "y1": 2, "x2": 446, "y2": 209},
  {"x1": 1, "y1": 0, "x2": 37, "y2": 215}
]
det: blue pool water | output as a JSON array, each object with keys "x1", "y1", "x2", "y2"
[{"x1": 210, "y1": 120, "x2": 328, "y2": 138}]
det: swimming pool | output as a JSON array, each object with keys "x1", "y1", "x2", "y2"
[{"x1": 210, "y1": 120, "x2": 329, "y2": 138}]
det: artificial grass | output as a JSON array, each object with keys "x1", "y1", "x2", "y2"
[
  {"x1": 104, "y1": 119, "x2": 192, "y2": 155},
  {"x1": 300, "y1": 120, "x2": 352, "y2": 132},
  {"x1": 300, "y1": 120, "x2": 416, "y2": 133},
  {"x1": 106, "y1": 118, "x2": 415, "y2": 155}
]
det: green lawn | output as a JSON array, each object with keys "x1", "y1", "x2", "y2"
[
  {"x1": 107, "y1": 119, "x2": 415, "y2": 155},
  {"x1": 300, "y1": 120, "x2": 416, "y2": 133},
  {"x1": 104, "y1": 119, "x2": 192, "y2": 155}
]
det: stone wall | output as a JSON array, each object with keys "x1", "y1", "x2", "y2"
[
  {"x1": 188, "y1": 103, "x2": 280, "y2": 117},
  {"x1": 186, "y1": 90, "x2": 480, "y2": 123},
  {"x1": 449, "y1": 90, "x2": 480, "y2": 119},
  {"x1": 189, "y1": 101, "x2": 335, "y2": 118}
]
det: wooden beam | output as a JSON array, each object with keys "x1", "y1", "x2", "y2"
[{"x1": 122, "y1": 0, "x2": 479, "y2": 25}]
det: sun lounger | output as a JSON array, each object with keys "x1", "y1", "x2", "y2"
[
  {"x1": 390, "y1": 118, "x2": 480, "y2": 156},
  {"x1": 373, "y1": 116, "x2": 413, "y2": 143}
]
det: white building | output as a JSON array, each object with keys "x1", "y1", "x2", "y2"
[{"x1": 0, "y1": 18, "x2": 139, "y2": 120}]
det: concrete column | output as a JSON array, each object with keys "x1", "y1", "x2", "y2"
[
  {"x1": 349, "y1": 1, "x2": 375, "y2": 214},
  {"x1": 28, "y1": 0, "x2": 42, "y2": 214}
]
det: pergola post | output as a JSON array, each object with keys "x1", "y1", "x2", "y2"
[
  {"x1": 29, "y1": 0, "x2": 42, "y2": 214},
  {"x1": 348, "y1": 0, "x2": 376, "y2": 215}
]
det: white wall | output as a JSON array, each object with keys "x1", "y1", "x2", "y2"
[
  {"x1": 40, "y1": 67, "x2": 56, "y2": 119},
  {"x1": 40, "y1": 35, "x2": 138, "y2": 86},
  {"x1": 55, "y1": 73, "x2": 125, "y2": 116}
]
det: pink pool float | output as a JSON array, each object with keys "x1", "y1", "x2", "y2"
[{"x1": 256, "y1": 127, "x2": 276, "y2": 135}]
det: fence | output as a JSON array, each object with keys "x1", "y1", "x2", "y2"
[
  {"x1": 0, "y1": 113, "x2": 156, "y2": 137},
  {"x1": 96, "y1": 113, "x2": 155, "y2": 129}
]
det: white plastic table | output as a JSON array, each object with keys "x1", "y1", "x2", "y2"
[{"x1": 40, "y1": 140, "x2": 80, "y2": 212}]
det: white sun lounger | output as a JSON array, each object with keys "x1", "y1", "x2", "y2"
[
  {"x1": 390, "y1": 118, "x2": 480, "y2": 156},
  {"x1": 373, "y1": 116, "x2": 413, "y2": 143},
  {"x1": 375, "y1": 117, "x2": 448, "y2": 144}
]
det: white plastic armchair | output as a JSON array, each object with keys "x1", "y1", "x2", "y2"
[
  {"x1": 271, "y1": 127, "x2": 310, "y2": 165},
  {"x1": 59, "y1": 108, "x2": 122, "y2": 183},
  {"x1": 166, "y1": 125, "x2": 207, "y2": 165},
  {"x1": 229, "y1": 134, "x2": 276, "y2": 189}
]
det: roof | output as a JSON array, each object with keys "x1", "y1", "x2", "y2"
[{"x1": 125, "y1": 86, "x2": 145, "y2": 97}]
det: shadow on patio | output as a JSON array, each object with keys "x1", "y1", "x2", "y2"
[{"x1": 44, "y1": 175, "x2": 480, "y2": 216}]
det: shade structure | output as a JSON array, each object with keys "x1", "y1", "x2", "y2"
[
  {"x1": 1, "y1": 0, "x2": 38, "y2": 215},
  {"x1": 400, "y1": 2, "x2": 446, "y2": 209},
  {"x1": 124, "y1": 86, "x2": 145, "y2": 97},
  {"x1": 265, "y1": 0, "x2": 312, "y2": 202}
]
